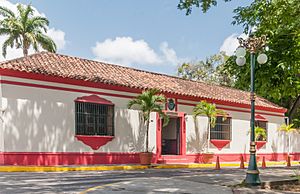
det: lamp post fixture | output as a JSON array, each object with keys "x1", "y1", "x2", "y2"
[{"x1": 235, "y1": 34, "x2": 268, "y2": 186}]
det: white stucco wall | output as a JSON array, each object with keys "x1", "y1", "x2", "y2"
[
  {"x1": 1, "y1": 75, "x2": 298, "y2": 156},
  {"x1": 0, "y1": 76, "x2": 4, "y2": 160},
  {"x1": 1, "y1": 76, "x2": 157, "y2": 153},
  {"x1": 180, "y1": 103, "x2": 298, "y2": 155}
]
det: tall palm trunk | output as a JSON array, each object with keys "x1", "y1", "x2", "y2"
[
  {"x1": 23, "y1": 47, "x2": 28, "y2": 57},
  {"x1": 22, "y1": 37, "x2": 28, "y2": 57},
  {"x1": 205, "y1": 117, "x2": 210, "y2": 152},
  {"x1": 145, "y1": 118, "x2": 150, "y2": 152}
]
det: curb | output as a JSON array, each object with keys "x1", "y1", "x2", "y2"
[
  {"x1": 0, "y1": 161, "x2": 299, "y2": 172},
  {"x1": 0, "y1": 165, "x2": 149, "y2": 172}
]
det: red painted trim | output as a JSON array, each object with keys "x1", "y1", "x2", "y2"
[
  {"x1": 256, "y1": 141, "x2": 267, "y2": 150},
  {"x1": 3, "y1": 76, "x2": 283, "y2": 117},
  {"x1": 1, "y1": 152, "x2": 142, "y2": 166},
  {"x1": 157, "y1": 112, "x2": 186, "y2": 159},
  {"x1": 155, "y1": 113, "x2": 162, "y2": 163},
  {"x1": 0, "y1": 152, "x2": 4, "y2": 165},
  {"x1": 178, "y1": 112, "x2": 186, "y2": 156},
  {"x1": 75, "y1": 135, "x2": 114, "y2": 150},
  {"x1": 1, "y1": 152, "x2": 299, "y2": 165},
  {"x1": 210, "y1": 140, "x2": 231, "y2": 150},
  {"x1": 75, "y1": 95, "x2": 114, "y2": 105},
  {"x1": 0, "y1": 69, "x2": 142, "y2": 94},
  {"x1": 255, "y1": 114, "x2": 268, "y2": 122},
  {"x1": 0, "y1": 69, "x2": 286, "y2": 114},
  {"x1": 185, "y1": 152, "x2": 300, "y2": 163},
  {"x1": 176, "y1": 96, "x2": 287, "y2": 113},
  {"x1": 178, "y1": 102, "x2": 285, "y2": 117},
  {"x1": 0, "y1": 80, "x2": 134, "y2": 99}
]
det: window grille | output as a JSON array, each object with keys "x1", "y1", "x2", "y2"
[
  {"x1": 75, "y1": 102, "x2": 114, "y2": 136},
  {"x1": 210, "y1": 117, "x2": 231, "y2": 140}
]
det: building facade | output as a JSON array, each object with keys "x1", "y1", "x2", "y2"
[{"x1": 0, "y1": 52, "x2": 298, "y2": 166}]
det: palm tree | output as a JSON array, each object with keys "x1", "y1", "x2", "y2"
[
  {"x1": 128, "y1": 88, "x2": 169, "y2": 153},
  {"x1": 0, "y1": 4, "x2": 56, "y2": 58},
  {"x1": 193, "y1": 100, "x2": 227, "y2": 152}
]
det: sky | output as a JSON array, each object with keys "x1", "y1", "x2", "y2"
[{"x1": 2, "y1": 0, "x2": 249, "y2": 75}]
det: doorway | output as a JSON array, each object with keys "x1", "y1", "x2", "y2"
[{"x1": 161, "y1": 117, "x2": 181, "y2": 155}]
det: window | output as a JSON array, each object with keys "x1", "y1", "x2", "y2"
[
  {"x1": 75, "y1": 101, "x2": 114, "y2": 136},
  {"x1": 255, "y1": 120, "x2": 267, "y2": 141},
  {"x1": 210, "y1": 116, "x2": 231, "y2": 140}
]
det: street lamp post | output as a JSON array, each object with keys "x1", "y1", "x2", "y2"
[{"x1": 235, "y1": 34, "x2": 268, "y2": 186}]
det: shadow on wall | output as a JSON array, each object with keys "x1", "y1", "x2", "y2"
[
  {"x1": 4, "y1": 96, "x2": 75, "y2": 153},
  {"x1": 3, "y1": 88, "x2": 147, "y2": 165},
  {"x1": 290, "y1": 132, "x2": 300, "y2": 160},
  {"x1": 187, "y1": 116, "x2": 207, "y2": 163},
  {"x1": 103, "y1": 108, "x2": 146, "y2": 153}
]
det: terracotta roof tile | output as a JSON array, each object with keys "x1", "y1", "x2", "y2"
[{"x1": 0, "y1": 52, "x2": 285, "y2": 111}]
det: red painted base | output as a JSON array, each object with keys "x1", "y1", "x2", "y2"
[
  {"x1": 0, "y1": 152, "x2": 299, "y2": 166},
  {"x1": 0, "y1": 152, "x2": 141, "y2": 166}
]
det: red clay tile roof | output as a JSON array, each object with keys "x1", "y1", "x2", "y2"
[{"x1": 0, "y1": 52, "x2": 285, "y2": 112}]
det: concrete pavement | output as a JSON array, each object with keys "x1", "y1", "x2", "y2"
[{"x1": 0, "y1": 167, "x2": 298, "y2": 193}]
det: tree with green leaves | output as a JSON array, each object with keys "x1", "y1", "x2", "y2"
[
  {"x1": 178, "y1": 52, "x2": 234, "y2": 86},
  {"x1": 227, "y1": 0, "x2": 300, "y2": 126},
  {"x1": 177, "y1": 0, "x2": 300, "y2": 127},
  {"x1": 0, "y1": 4, "x2": 56, "y2": 58},
  {"x1": 178, "y1": 0, "x2": 231, "y2": 15},
  {"x1": 193, "y1": 100, "x2": 227, "y2": 152},
  {"x1": 127, "y1": 89, "x2": 169, "y2": 153}
]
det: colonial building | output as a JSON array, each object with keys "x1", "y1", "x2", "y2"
[{"x1": 0, "y1": 52, "x2": 298, "y2": 165}]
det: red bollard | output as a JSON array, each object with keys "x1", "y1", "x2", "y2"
[
  {"x1": 215, "y1": 156, "x2": 221, "y2": 170},
  {"x1": 239, "y1": 155, "x2": 245, "y2": 169},
  {"x1": 262, "y1": 156, "x2": 266, "y2": 169},
  {"x1": 287, "y1": 155, "x2": 291, "y2": 167}
]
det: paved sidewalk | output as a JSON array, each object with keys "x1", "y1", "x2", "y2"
[
  {"x1": 80, "y1": 167, "x2": 300, "y2": 194},
  {"x1": 84, "y1": 177, "x2": 233, "y2": 194},
  {"x1": 0, "y1": 167, "x2": 298, "y2": 193}
]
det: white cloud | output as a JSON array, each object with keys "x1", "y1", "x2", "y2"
[
  {"x1": 159, "y1": 42, "x2": 179, "y2": 65},
  {"x1": 0, "y1": 0, "x2": 66, "y2": 61},
  {"x1": 46, "y1": 28, "x2": 66, "y2": 50},
  {"x1": 219, "y1": 33, "x2": 247, "y2": 56},
  {"x1": 92, "y1": 37, "x2": 182, "y2": 67}
]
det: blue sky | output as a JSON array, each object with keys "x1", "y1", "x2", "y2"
[{"x1": 4, "y1": 0, "x2": 248, "y2": 74}]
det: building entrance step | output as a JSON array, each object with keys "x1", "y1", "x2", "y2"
[{"x1": 158, "y1": 155, "x2": 189, "y2": 164}]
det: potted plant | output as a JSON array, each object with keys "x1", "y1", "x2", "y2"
[
  {"x1": 193, "y1": 100, "x2": 227, "y2": 163},
  {"x1": 128, "y1": 88, "x2": 169, "y2": 165},
  {"x1": 252, "y1": 126, "x2": 267, "y2": 150}
]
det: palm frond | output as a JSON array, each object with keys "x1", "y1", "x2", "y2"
[
  {"x1": 0, "y1": 6, "x2": 15, "y2": 18},
  {"x1": 278, "y1": 124, "x2": 298, "y2": 133},
  {"x1": 35, "y1": 33, "x2": 57, "y2": 53},
  {"x1": 2, "y1": 35, "x2": 15, "y2": 58},
  {"x1": 127, "y1": 98, "x2": 143, "y2": 109},
  {"x1": 25, "y1": 32, "x2": 38, "y2": 51},
  {"x1": 21, "y1": 4, "x2": 34, "y2": 26},
  {"x1": 0, "y1": 28, "x2": 12, "y2": 36},
  {"x1": 29, "y1": 16, "x2": 49, "y2": 32}
]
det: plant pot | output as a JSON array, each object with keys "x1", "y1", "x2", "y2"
[
  {"x1": 139, "y1": 152, "x2": 153, "y2": 165},
  {"x1": 202, "y1": 153, "x2": 214, "y2": 164}
]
